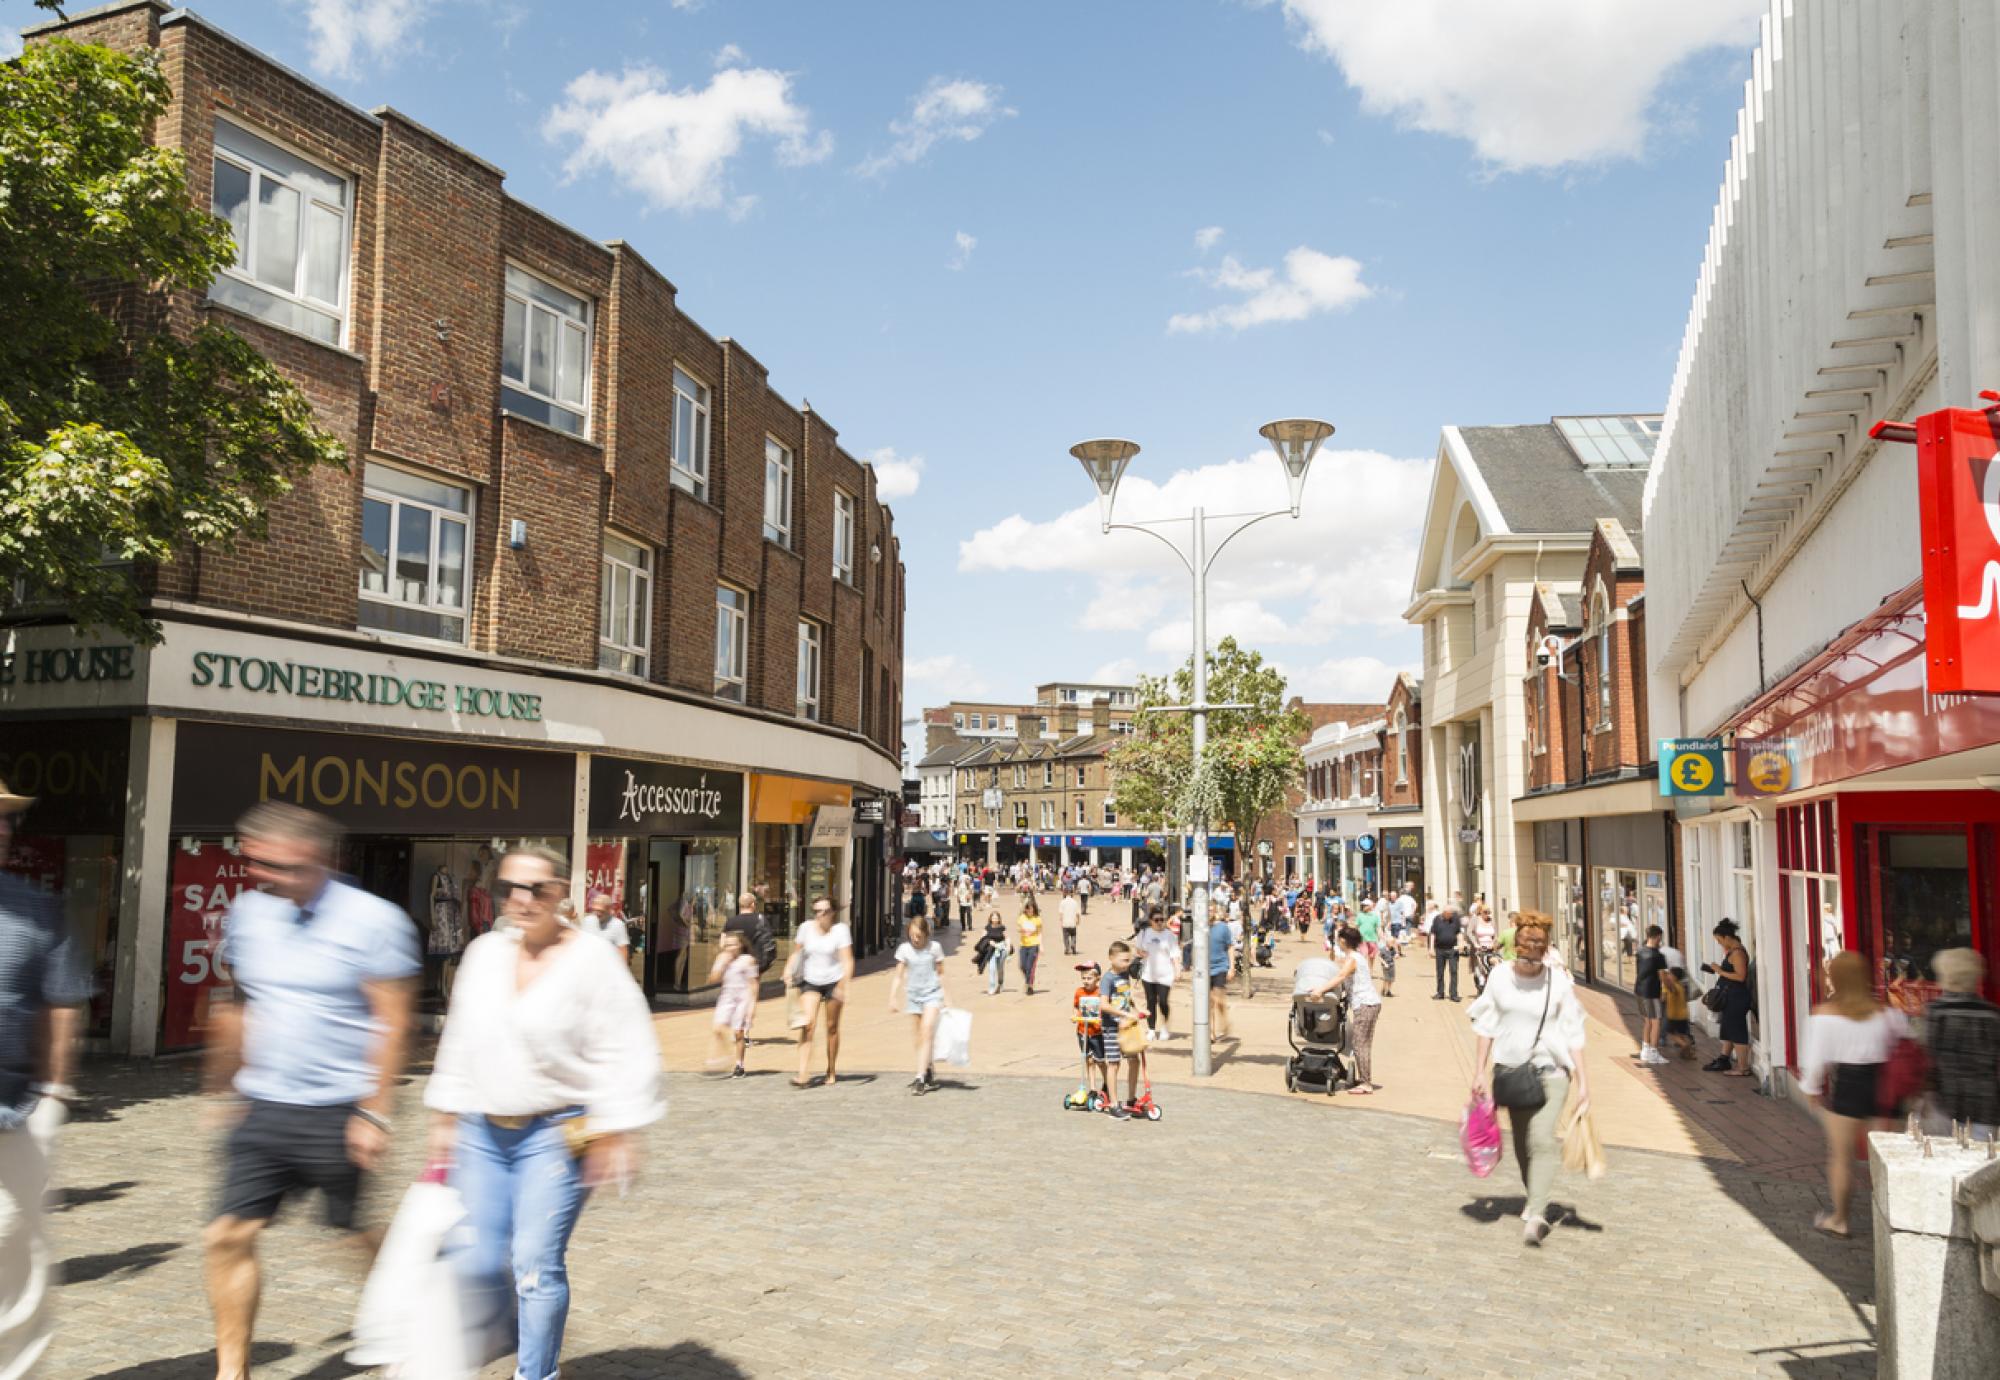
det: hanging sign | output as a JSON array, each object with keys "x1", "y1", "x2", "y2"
[
  {"x1": 1876, "y1": 400, "x2": 2000, "y2": 692},
  {"x1": 1658, "y1": 738, "x2": 1725, "y2": 796},
  {"x1": 1732, "y1": 737, "x2": 1798, "y2": 797}
]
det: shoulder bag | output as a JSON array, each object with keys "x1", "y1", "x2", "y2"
[{"x1": 1491, "y1": 974, "x2": 1554, "y2": 1110}]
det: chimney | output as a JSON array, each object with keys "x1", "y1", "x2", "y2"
[
  {"x1": 1090, "y1": 695, "x2": 1111, "y2": 733},
  {"x1": 1057, "y1": 701, "x2": 1078, "y2": 736},
  {"x1": 1016, "y1": 714, "x2": 1042, "y2": 741}
]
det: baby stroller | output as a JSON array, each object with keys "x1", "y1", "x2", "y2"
[{"x1": 1284, "y1": 989, "x2": 1356, "y2": 1096}]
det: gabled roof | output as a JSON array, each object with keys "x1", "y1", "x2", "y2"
[
  {"x1": 917, "y1": 740, "x2": 979, "y2": 769},
  {"x1": 1531, "y1": 583, "x2": 1581, "y2": 632},
  {"x1": 1451, "y1": 422, "x2": 1653, "y2": 536},
  {"x1": 1594, "y1": 517, "x2": 1643, "y2": 569}
]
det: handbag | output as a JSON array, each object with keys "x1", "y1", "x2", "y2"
[
  {"x1": 1491, "y1": 975, "x2": 1553, "y2": 1109},
  {"x1": 1877, "y1": 1035, "x2": 1930, "y2": 1114},
  {"x1": 1461, "y1": 1092, "x2": 1501, "y2": 1178},
  {"x1": 1701, "y1": 981, "x2": 1728, "y2": 1013}
]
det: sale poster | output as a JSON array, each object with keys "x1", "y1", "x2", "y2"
[
  {"x1": 162, "y1": 844, "x2": 267, "y2": 1050},
  {"x1": 585, "y1": 841, "x2": 627, "y2": 912}
]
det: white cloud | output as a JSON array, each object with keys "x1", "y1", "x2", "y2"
[
  {"x1": 866, "y1": 448, "x2": 926, "y2": 501},
  {"x1": 857, "y1": 77, "x2": 1014, "y2": 178},
  {"x1": 1284, "y1": 654, "x2": 1416, "y2": 702},
  {"x1": 1194, "y1": 226, "x2": 1225, "y2": 253},
  {"x1": 298, "y1": 0, "x2": 427, "y2": 78},
  {"x1": 1316, "y1": 128, "x2": 1336, "y2": 147},
  {"x1": 948, "y1": 230, "x2": 977, "y2": 271},
  {"x1": 713, "y1": 43, "x2": 746, "y2": 69},
  {"x1": 1090, "y1": 657, "x2": 1142, "y2": 685},
  {"x1": 0, "y1": 26, "x2": 20, "y2": 60},
  {"x1": 545, "y1": 64, "x2": 831, "y2": 215},
  {"x1": 905, "y1": 653, "x2": 986, "y2": 697},
  {"x1": 960, "y1": 446, "x2": 1428, "y2": 670},
  {"x1": 1168, "y1": 246, "x2": 1373, "y2": 334},
  {"x1": 1278, "y1": 0, "x2": 1763, "y2": 172}
]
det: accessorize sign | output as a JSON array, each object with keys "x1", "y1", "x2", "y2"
[
  {"x1": 171, "y1": 722, "x2": 573, "y2": 834},
  {"x1": 587, "y1": 756, "x2": 743, "y2": 836}
]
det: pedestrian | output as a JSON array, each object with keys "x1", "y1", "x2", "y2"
[
  {"x1": 1660, "y1": 959, "x2": 1698, "y2": 1060},
  {"x1": 1467, "y1": 914, "x2": 1589, "y2": 1247},
  {"x1": 0, "y1": 777, "x2": 87, "y2": 1376},
  {"x1": 1699, "y1": 919, "x2": 1754, "y2": 1075},
  {"x1": 1101, "y1": 941, "x2": 1147, "y2": 1115},
  {"x1": 1018, "y1": 896, "x2": 1044, "y2": 995},
  {"x1": 1353, "y1": 897, "x2": 1381, "y2": 969},
  {"x1": 707, "y1": 930, "x2": 757, "y2": 1077},
  {"x1": 1799, "y1": 950, "x2": 1907, "y2": 1237},
  {"x1": 1078, "y1": 869, "x2": 1092, "y2": 914},
  {"x1": 583, "y1": 890, "x2": 631, "y2": 972},
  {"x1": 887, "y1": 914, "x2": 949, "y2": 1095},
  {"x1": 1136, "y1": 908, "x2": 1180, "y2": 1042},
  {"x1": 423, "y1": 844, "x2": 662, "y2": 1380},
  {"x1": 1632, "y1": 925, "x2": 1670, "y2": 1066},
  {"x1": 1394, "y1": 883, "x2": 1418, "y2": 942},
  {"x1": 203, "y1": 803, "x2": 419, "y2": 1380},
  {"x1": 784, "y1": 899, "x2": 853, "y2": 1087},
  {"x1": 1302, "y1": 924, "x2": 1382, "y2": 1093},
  {"x1": 1921, "y1": 948, "x2": 2000, "y2": 1139},
  {"x1": 1468, "y1": 906, "x2": 1498, "y2": 995},
  {"x1": 978, "y1": 908, "x2": 1010, "y2": 995},
  {"x1": 1378, "y1": 913, "x2": 1400, "y2": 998},
  {"x1": 1208, "y1": 903, "x2": 1237, "y2": 1039},
  {"x1": 1059, "y1": 886, "x2": 1082, "y2": 955},
  {"x1": 1073, "y1": 962, "x2": 1111, "y2": 1104},
  {"x1": 953, "y1": 872, "x2": 975, "y2": 934},
  {"x1": 1431, "y1": 904, "x2": 1464, "y2": 1002},
  {"x1": 723, "y1": 891, "x2": 777, "y2": 977}
]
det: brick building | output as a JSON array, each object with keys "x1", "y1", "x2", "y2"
[
  {"x1": 5, "y1": 3, "x2": 905, "y2": 1055},
  {"x1": 1514, "y1": 518, "x2": 1674, "y2": 988}
]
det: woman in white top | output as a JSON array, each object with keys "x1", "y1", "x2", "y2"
[
  {"x1": 424, "y1": 846, "x2": 662, "y2": 1380},
  {"x1": 1304, "y1": 924, "x2": 1384, "y2": 1093},
  {"x1": 1135, "y1": 908, "x2": 1181, "y2": 1042},
  {"x1": 784, "y1": 898, "x2": 854, "y2": 1088},
  {"x1": 1466, "y1": 913, "x2": 1589, "y2": 1247},
  {"x1": 1799, "y1": 950, "x2": 1907, "y2": 1238},
  {"x1": 887, "y1": 914, "x2": 949, "y2": 1094}
]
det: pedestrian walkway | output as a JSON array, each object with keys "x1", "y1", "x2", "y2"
[{"x1": 662, "y1": 892, "x2": 1823, "y2": 1174}]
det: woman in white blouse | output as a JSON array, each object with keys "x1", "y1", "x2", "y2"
[
  {"x1": 1799, "y1": 950, "x2": 1906, "y2": 1238},
  {"x1": 425, "y1": 846, "x2": 662, "y2": 1380},
  {"x1": 1466, "y1": 913, "x2": 1589, "y2": 1247}
]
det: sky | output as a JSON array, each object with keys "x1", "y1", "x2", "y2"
[{"x1": 8, "y1": 0, "x2": 1770, "y2": 765}]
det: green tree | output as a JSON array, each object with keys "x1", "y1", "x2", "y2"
[
  {"x1": 1109, "y1": 636, "x2": 1310, "y2": 930},
  {"x1": 0, "y1": 36, "x2": 345, "y2": 642}
]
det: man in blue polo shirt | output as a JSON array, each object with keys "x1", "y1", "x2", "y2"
[{"x1": 203, "y1": 802, "x2": 419, "y2": 1380}]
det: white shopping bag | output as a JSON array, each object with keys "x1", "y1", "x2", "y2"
[
  {"x1": 350, "y1": 1174, "x2": 474, "y2": 1378},
  {"x1": 932, "y1": 1007, "x2": 973, "y2": 1067}
]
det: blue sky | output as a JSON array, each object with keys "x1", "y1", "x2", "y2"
[{"x1": 12, "y1": 0, "x2": 1769, "y2": 761}]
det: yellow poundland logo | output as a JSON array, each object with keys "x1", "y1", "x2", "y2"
[{"x1": 1669, "y1": 752, "x2": 1715, "y2": 793}]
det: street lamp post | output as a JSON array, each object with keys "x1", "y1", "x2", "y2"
[{"x1": 1073, "y1": 418, "x2": 1335, "y2": 1077}]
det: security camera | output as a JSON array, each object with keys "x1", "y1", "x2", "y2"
[{"x1": 1536, "y1": 650, "x2": 1550, "y2": 668}]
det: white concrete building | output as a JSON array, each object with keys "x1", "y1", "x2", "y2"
[
  {"x1": 1406, "y1": 418, "x2": 1655, "y2": 915},
  {"x1": 915, "y1": 740, "x2": 976, "y2": 831},
  {"x1": 1643, "y1": 0, "x2": 2000, "y2": 1089},
  {"x1": 1294, "y1": 713, "x2": 1385, "y2": 902}
]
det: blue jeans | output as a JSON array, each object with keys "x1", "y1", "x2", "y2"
[
  {"x1": 452, "y1": 1113, "x2": 590, "y2": 1380},
  {"x1": 986, "y1": 951, "x2": 1006, "y2": 992},
  {"x1": 1019, "y1": 946, "x2": 1040, "y2": 988}
]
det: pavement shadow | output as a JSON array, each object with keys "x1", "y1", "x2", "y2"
[
  {"x1": 91, "y1": 1342, "x2": 295, "y2": 1378},
  {"x1": 67, "y1": 1056, "x2": 203, "y2": 1123},
  {"x1": 1459, "y1": 1194, "x2": 1528, "y2": 1223},
  {"x1": 566, "y1": 1342, "x2": 750, "y2": 1377},
  {"x1": 1757, "y1": 1343, "x2": 1879, "y2": 1379},
  {"x1": 51, "y1": 1179, "x2": 139, "y2": 1213},
  {"x1": 60, "y1": 1240, "x2": 180, "y2": 1284}
]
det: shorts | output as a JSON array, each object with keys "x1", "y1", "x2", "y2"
[
  {"x1": 904, "y1": 988, "x2": 943, "y2": 1015},
  {"x1": 714, "y1": 991, "x2": 753, "y2": 1031},
  {"x1": 1665, "y1": 1017, "x2": 1692, "y2": 1037},
  {"x1": 1100, "y1": 1023, "x2": 1122, "y2": 1063},
  {"x1": 1078, "y1": 1030, "x2": 1106, "y2": 1061},
  {"x1": 216, "y1": 1099, "x2": 365, "y2": 1230},
  {"x1": 1363, "y1": 941, "x2": 1378, "y2": 960},
  {"x1": 797, "y1": 979, "x2": 840, "y2": 1002},
  {"x1": 1637, "y1": 996, "x2": 1665, "y2": 1021}
]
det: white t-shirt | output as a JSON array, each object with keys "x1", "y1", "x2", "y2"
[
  {"x1": 797, "y1": 921, "x2": 853, "y2": 986},
  {"x1": 1136, "y1": 927, "x2": 1180, "y2": 984},
  {"x1": 1343, "y1": 947, "x2": 1382, "y2": 1007},
  {"x1": 1059, "y1": 895, "x2": 1082, "y2": 928}
]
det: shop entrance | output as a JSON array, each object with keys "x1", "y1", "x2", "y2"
[{"x1": 1840, "y1": 791, "x2": 2000, "y2": 1010}]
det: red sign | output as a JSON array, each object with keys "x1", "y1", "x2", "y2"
[
  {"x1": 162, "y1": 845, "x2": 267, "y2": 1050},
  {"x1": 1901, "y1": 403, "x2": 2000, "y2": 692},
  {"x1": 584, "y1": 842, "x2": 626, "y2": 911}
]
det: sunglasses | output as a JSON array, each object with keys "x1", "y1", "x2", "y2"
[
  {"x1": 495, "y1": 877, "x2": 561, "y2": 899},
  {"x1": 242, "y1": 854, "x2": 313, "y2": 876}
]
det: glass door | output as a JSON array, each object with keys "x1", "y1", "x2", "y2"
[{"x1": 1857, "y1": 826, "x2": 1972, "y2": 1016}]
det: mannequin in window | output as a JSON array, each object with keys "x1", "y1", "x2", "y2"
[
  {"x1": 465, "y1": 844, "x2": 495, "y2": 938},
  {"x1": 429, "y1": 863, "x2": 466, "y2": 996}
]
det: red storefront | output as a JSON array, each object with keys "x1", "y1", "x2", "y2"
[{"x1": 1726, "y1": 579, "x2": 2000, "y2": 1067}]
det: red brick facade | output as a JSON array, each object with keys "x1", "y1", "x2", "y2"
[
  {"x1": 1378, "y1": 674, "x2": 1423, "y2": 811},
  {"x1": 38, "y1": 3, "x2": 903, "y2": 760},
  {"x1": 1524, "y1": 521, "x2": 1648, "y2": 791}
]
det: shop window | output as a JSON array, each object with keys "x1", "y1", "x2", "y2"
[
  {"x1": 714, "y1": 584, "x2": 748, "y2": 702},
  {"x1": 501, "y1": 265, "x2": 591, "y2": 437},
  {"x1": 359, "y1": 461, "x2": 471, "y2": 644},
  {"x1": 796, "y1": 619, "x2": 822, "y2": 721},
  {"x1": 672, "y1": 367, "x2": 711, "y2": 500},
  {"x1": 598, "y1": 533, "x2": 651, "y2": 677},
  {"x1": 209, "y1": 118, "x2": 350, "y2": 344},
  {"x1": 764, "y1": 437, "x2": 793, "y2": 546}
]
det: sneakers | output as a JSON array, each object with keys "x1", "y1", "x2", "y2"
[
  {"x1": 1522, "y1": 1215, "x2": 1551, "y2": 1247},
  {"x1": 731, "y1": 1064, "x2": 746, "y2": 1079},
  {"x1": 923, "y1": 1069, "x2": 940, "y2": 1090},
  {"x1": 908, "y1": 1077, "x2": 929, "y2": 1096},
  {"x1": 1640, "y1": 1047, "x2": 1670, "y2": 1066}
]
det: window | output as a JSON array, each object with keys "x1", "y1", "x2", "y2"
[
  {"x1": 501, "y1": 265, "x2": 591, "y2": 437},
  {"x1": 714, "y1": 585, "x2": 748, "y2": 702},
  {"x1": 1040, "y1": 801, "x2": 1055, "y2": 829},
  {"x1": 1075, "y1": 798, "x2": 1087, "y2": 826},
  {"x1": 1395, "y1": 710, "x2": 1409, "y2": 783},
  {"x1": 1074, "y1": 765, "x2": 1087, "y2": 787},
  {"x1": 1013, "y1": 765, "x2": 1026, "y2": 787},
  {"x1": 964, "y1": 804, "x2": 975, "y2": 829},
  {"x1": 796, "y1": 620, "x2": 822, "y2": 720},
  {"x1": 1042, "y1": 763, "x2": 1054, "y2": 787},
  {"x1": 598, "y1": 533, "x2": 651, "y2": 676},
  {"x1": 670, "y1": 367, "x2": 712, "y2": 499},
  {"x1": 833, "y1": 491, "x2": 856, "y2": 583},
  {"x1": 1003, "y1": 714, "x2": 1016, "y2": 731},
  {"x1": 764, "y1": 437, "x2": 793, "y2": 546},
  {"x1": 1103, "y1": 800, "x2": 1117, "y2": 827},
  {"x1": 209, "y1": 119, "x2": 351, "y2": 344},
  {"x1": 1531, "y1": 676, "x2": 1547, "y2": 755},
  {"x1": 1015, "y1": 803, "x2": 1029, "y2": 829},
  {"x1": 359, "y1": 462, "x2": 470, "y2": 643}
]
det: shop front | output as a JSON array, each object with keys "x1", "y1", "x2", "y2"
[
  {"x1": 1378, "y1": 823, "x2": 1424, "y2": 900},
  {"x1": 586, "y1": 754, "x2": 744, "y2": 1000},
  {"x1": 1583, "y1": 812, "x2": 1672, "y2": 991},
  {"x1": 749, "y1": 773, "x2": 855, "y2": 972},
  {"x1": 1531, "y1": 820, "x2": 1587, "y2": 975}
]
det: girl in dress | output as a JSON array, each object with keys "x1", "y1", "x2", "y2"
[
  {"x1": 887, "y1": 914, "x2": 950, "y2": 1094},
  {"x1": 708, "y1": 930, "x2": 758, "y2": 1077}
]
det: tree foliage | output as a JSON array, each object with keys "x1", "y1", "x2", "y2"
[
  {"x1": 1108, "y1": 636, "x2": 1310, "y2": 846},
  {"x1": 0, "y1": 37, "x2": 345, "y2": 642}
]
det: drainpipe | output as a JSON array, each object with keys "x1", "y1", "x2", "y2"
[{"x1": 1741, "y1": 580, "x2": 1767, "y2": 695}]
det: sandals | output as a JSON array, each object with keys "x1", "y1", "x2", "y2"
[{"x1": 1812, "y1": 1212, "x2": 1850, "y2": 1239}]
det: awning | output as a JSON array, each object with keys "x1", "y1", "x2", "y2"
[{"x1": 1512, "y1": 776, "x2": 1662, "y2": 823}]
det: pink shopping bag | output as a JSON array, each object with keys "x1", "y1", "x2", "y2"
[{"x1": 1461, "y1": 1092, "x2": 1502, "y2": 1178}]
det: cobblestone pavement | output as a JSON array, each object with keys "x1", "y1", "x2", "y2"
[{"x1": 48, "y1": 1057, "x2": 1875, "y2": 1378}]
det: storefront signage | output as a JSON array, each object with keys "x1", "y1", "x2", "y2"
[
  {"x1": 587, "y1": 756, "x2": 743, "y2": 837},
  {"x1": 0, "y1": 643, "x2": 135, "y2": 687},
  {"x1": 0, "y1": 719, "x2": 130, "y2": 834},
  {"x1": 189, "y1": 650, "x2": 542, "y2": 723},
  {"x1": 1313, "y1": 817, "x2": 1342, "y2": 834},
  {"x1": 172, "y1": 722, "x2": 573, "y2": 834},
  {"x1": 1732, "y1": 737, "x2": 1798, "y2": 797},
  {"x1": 1457, "y1": 827, "x2": 1482, "y2": 844},
  {"x1": 1658, "y1": 737, "x2": 1726, "y2": 796},
  {"x1": 1382, "y1": 828, "x2": 1424, "y2": 855},
  {"x1": 855, "y1": 798, "x2": 887, "y2": 824},
  {"x1": 162, "y1": 842, "x2": 259, "y2": 1049},
  {"x1": 808, "y1": 805, "x2": 854, "y2": 848},
  {"x1": 1881, "y1": 402, "x2": 2000, "y2": 693},
  {"x1": 1349, "y1": 834, "x2": 1375, "y2": 853}
]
